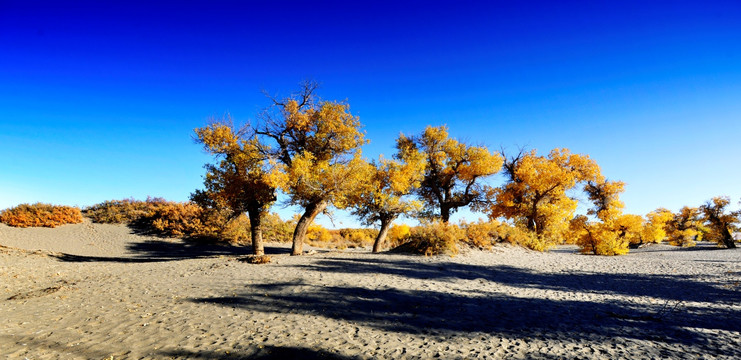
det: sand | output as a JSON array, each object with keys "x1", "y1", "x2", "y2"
[{"x1": 1, "y1": 219, "x2": 740, "y2": 359}]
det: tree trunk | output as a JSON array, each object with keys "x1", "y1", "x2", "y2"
[
  {"x1": 291, "y1": 200, "x2": 328, "y2": 255},
  {"x1": 440, "y1": 205, "x2": 451, "y2": 223},
  {"x1": 248, "y1": 209, "x2": 265, "y2": 256},
  {"x1": 373, "y1": 216, "x2": 394, "y2": 253},
  {"x1": 721, "y1": 226, "x2": 737, "y2": 249}
]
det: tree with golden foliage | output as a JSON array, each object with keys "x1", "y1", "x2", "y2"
[
  {"x1": 570, "y1": 215, "x2": 631, "y2": 255},
  {"x1": 256, "y1": 81, "x2": 368, "y2": 255},
  {"x1": 486, "y1": 148, "x2": 602, "y2": 247},
  {"x1": 585, "y1": 180, "x2": 626, "y2": 221},
  {"x1": 700, "y1": 196, "x2": 739, "y2": 248},
  {"x1": 397, "y1": 125, "x2": 502, "y2": 223},
  {"x1": 637, "y1": 208, "x2": 673, "y2": 245},
  {"x1": 192, "y1": 119, "x2": 277, "y2": 255},
  {"x1": 574, "y1": 179, "x2": 673, "y2": 255},
  {"x1": 571, "y1": 179, "x2": 634, "y2": 255},
  {"x1": 349, "y1": 148, "x2": 426, "y2": 252},
  {"x1": 665, "y1": 206, "x2": 705, "y2": 247}
]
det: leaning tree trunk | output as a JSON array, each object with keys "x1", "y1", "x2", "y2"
[
  {"x1": 721, "y1": 226, "x2": 737, "y2": 249},
  {"x1": 372, "y1": 216, "x2": 395, "y2": 253},
  {"x1": 247, "y1": 209, "x2": 265, "y2": 256},
  {"x1": 291, "y1": 200, "x2": 328, "y2": 256}
]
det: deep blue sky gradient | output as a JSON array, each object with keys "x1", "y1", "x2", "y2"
[{"x1": 2, "y1": 1, "x2": 740, "y2": 227}]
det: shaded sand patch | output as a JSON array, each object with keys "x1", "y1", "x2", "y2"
[{"x1": 1, "y1": 222, "x2": 740, "y2": 359}]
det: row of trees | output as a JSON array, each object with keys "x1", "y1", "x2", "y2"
[{"x1": 193, "y1": 82, "x2": 739, "y2": 256}]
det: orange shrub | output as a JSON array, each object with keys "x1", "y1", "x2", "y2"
[
  {"x1": 85, "y1": 198, "x2": 245, "y2": 242},
  {"x1": 0, "y1": 203, "x2": 84, "y2": 228},
  {"x1": 84, "y1": 197, "x2": 164, "y2": 224},
  {"x1": 148, "y1": 202, "x2": 219, "y2": 238}
]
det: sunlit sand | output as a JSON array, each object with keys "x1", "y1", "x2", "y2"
[{"x1": 2, "y1": 220, "x2": 739, "y2": 359}]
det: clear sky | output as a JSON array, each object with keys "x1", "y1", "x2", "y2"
[{"x1": 2, "y1": 1, "x2": 740, "y2": 228}]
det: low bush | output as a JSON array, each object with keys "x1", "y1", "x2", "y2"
[
  {"x1": 148, "y1": 201, "x2": 218, "y2": 238},
  {"x1": 394, "y1": 222, "x2": 464, "y2": 256},
  {"x1": 386, "y1": 224, "x2": 412, "y2": 248},
  {"x1": 0, "y1": 203, "x2": 84, "y2": 228},
  {"x1": 261, "y1": 212, "x2": 294, "y2": 243},
  {"x1": 85, "y1": 198, "x2": 244, "y2": 242},
  {"x1": 84, "y1": 197, "x2": 164, "y2": 224},
  {"x1": 461, "y1": 220, "x2": 506, "y2": 249}
]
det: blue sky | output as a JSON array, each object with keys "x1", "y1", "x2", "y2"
[{"x1": 1, "y1": 1, "x2": 740, "y2": 227}]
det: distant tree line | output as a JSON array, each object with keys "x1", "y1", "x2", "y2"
[
  {"x1": 5, "y1": 82, "x2": 735, "y2": 256},
  {"x1": 190, "y1": 81, "x2": 741, "y2": 256}
]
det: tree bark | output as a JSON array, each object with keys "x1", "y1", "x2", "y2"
[
  {"x1": 721, "y1": 226, "x2": 737, "y2": 249},
  {"x1": 440, "y1": 205, "x2": 451, "y2": 223},
  {"x1": 291, "y1": 200, "x2": 328, "y2": 255},
  {"x1": 248, "y1": 209, "x2": 265, "y2": 256},
  {"x1": 373, "y1": 216, "x2": 394, "y2": 253}
]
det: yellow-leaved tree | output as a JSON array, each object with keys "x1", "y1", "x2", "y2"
[
  {"x1": 665, "y1": 206, "x2": 705, "y2": 247},
  {"x1": 257, "y1": 81, "x2": 368, "y2": 255},
  {"x1": 349, "y1": 144, "x2": 426, "y2": 252},
  {"x1": 638, "y1": 208, "x2": 673, "y2": 245},
  {"x1": 396, "y1": 125, "x2": 502, "y2": 223},
  {"x1": 700, "y1": 196, "x2": 739, "y2": 248},
  {"x1": 485, "y1": 148, "x2": 602, "y2": 249},
  {"x1": 192, "y1": 118, "x2": 277, "y2": 255},
  {"x1": 571, "y1": 180, "x2": 634, "y2": 255}
]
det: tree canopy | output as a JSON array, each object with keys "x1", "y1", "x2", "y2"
[
  {"x1": 485, "y1": 148, "x2": 602, "y2": 246},
  {"x1": 192, "y1": 118, "x2": 277, "y2": 255},
  {"x1": 349, "y1": 146, "x2": 426, "y2": 252},
  {"x1": 397, "y1": 125, "x2": 502, "y2": 223},
  {"x1": 700, "y1": 196, "x2": 739, "y2": 248},
  {"x1": 257, "y1": 81, "x2": 369, "y2": 255}
]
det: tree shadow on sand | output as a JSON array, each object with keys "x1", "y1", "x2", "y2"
[
  {"x1": 190, "y1": 257, "x2": 741, "y2": 353},
  {"x1": 295, "y1": 257, "x2": 741, "y2": 303},
  {"x1": 0, "y1": 335, "x2": 349, "y2": 360},
  {"x1": 161, "y1": 346, "x2": 354, "y2": 359},
  {"x1": 52, "y1": 239, "x2": 293, "y2": 263}
]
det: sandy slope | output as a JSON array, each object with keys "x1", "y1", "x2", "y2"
[{"x1": 1, "y1": 220, "x2": 740, "y2": 359}]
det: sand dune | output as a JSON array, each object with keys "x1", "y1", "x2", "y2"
[{"x1": 1, "y1": 220, "x2": 740, "y2": 359}]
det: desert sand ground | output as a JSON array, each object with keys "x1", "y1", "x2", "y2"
[{"x1": 1, "y1": 219, "x2": 740, "y2": 359}]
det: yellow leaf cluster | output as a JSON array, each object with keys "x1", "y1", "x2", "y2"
[
  {"x1": 571, "y1": 215, "x2": 630, "y2": 256},
  {"x1": 387, "y1": 223, "x2": 412, "y2": 247},
  {"x1": 665, "y1": 206, "x2": 704, "y2": 247},
  {"x1": 193, "y1": 120, "x2": 277, "y2": 216},
  {"x1": 279, "y1": 99, "x2": 367, "y2": 162},
  {"x1": 399, "y1": 125, "x2": 503, "y2": 222},
  {"x1": 700, "y1": 196, "x2": 740, "y2": 248},
  {"x1": 350, "y1": 149, "x2": 426, "y2": 226},
  {"x1": 274, "y1": 150, "x2": 368, "y2": 209},
  {"x1": 640, "y1": 208, "x2": 673, "y2": 243},
  {"x1": 488, "y1": 148, "x2": 602, "y2": 246}
]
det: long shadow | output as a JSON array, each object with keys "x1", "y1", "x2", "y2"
[
  {"x1": 295, "y1": 257, "x2": 741, "y2": 303},
  {"x1": 52, "y1": 240, "x2": 292, "y2": 263},
  {"x1": 162, "y1": 346, "x2": 353, "y2": 359},
  {"x1": 191, "y1": 280, "x2": 739, "y2": 352},
  {"x1": 0, "y1": 335, "x2": 348, "y2": 360},
  {"x1": 631, "y1": 241, "x2": 737, "y2": 253},
  {"x1": 190, "y1": 254, "x2": 741, "y2": 354}
]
